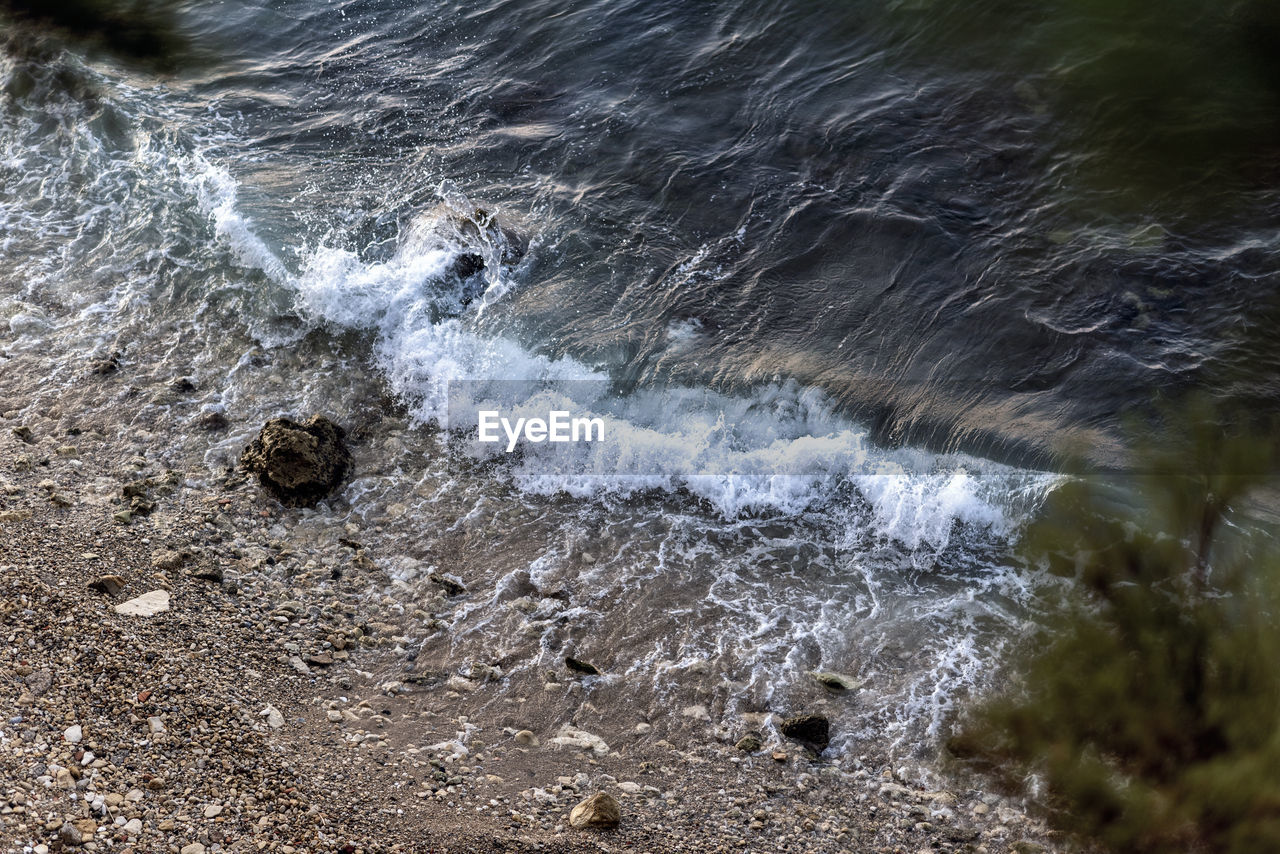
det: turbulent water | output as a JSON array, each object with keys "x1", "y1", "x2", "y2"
[{"x1": 3, "y1": 0, "x2": 1278, "y2": 760}]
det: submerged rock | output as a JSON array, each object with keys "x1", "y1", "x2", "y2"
[
  {"x1": 780, "y1": 713, "x2": 830, "y2": 752},
  {"x1": 812, "y1": 671, "x2": 861, "y2": 692},
  {"x1": 735, "y1": 732, "x2": 764, "y2": 753},
  {"x1": 240, "y1": 415, "x2": 351, "y2": 507},
  {"x1": 196, "y1": 411, "x2": 229, "y2": 431},
  {"x1": 568, "y1": 792, "x2": 621, "y2": 829}
]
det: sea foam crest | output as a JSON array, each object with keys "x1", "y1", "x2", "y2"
[{"x1": 190, "y1": 168, "x2": 1049, "y2": 547}]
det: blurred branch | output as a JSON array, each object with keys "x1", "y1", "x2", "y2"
[{"x1": 0, "y1": 0, "x2": 189, "y2": 70}]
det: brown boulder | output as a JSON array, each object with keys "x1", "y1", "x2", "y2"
[
  {"x1": 240, "y1": 415, "x2": 351, "y2": 507},
  {"x1": 568, "y1": 792, "x2": 620, "y2": 829}
]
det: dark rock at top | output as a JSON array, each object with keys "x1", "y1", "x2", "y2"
[
  {"x1": 240, "y1": 415, "x2": 351, "y2": 507},
  {"x1": 452, "y1": 252, "x2": 486, "y2": 280},
  {"x1": 780, "y1": 713, "x2": 830, "y2": 752},
  {"x1": 565, "y1": 657, "x2": 601, "y2": 676}
]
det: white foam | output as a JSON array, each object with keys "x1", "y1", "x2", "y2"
[{"x1": 185, "y1": 173, "x2": 1054, "y2": 547}]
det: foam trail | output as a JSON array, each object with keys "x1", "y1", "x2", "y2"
[{"x1": 192, "y1": 171, "x2": 1053, "y2": 545}]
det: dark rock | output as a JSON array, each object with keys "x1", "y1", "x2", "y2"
[
  {"x1": 240, "y1": 415, "x2": 351, "y2": 507},
  {"x1": 780, "y1": 713, "x2": 830, "y2": 752},
  {"x1": 428, "y1": 572, "x2": 465, "y2": 596},
  {"x1": 170, "y1": 376, "x2": 197, "y2": 392},
  {"x1": 89, "y1": 353, "x2": 120, "y2": 375},
  {"x1": 564, "y1": 657, "x2": 601, "y2": 676},
  {"x1": 88, "y1": 575, "x2": 126, "y2": 596},
  {"x1": 11, "y1": 425, "x2": 33, "y2": 443},
  {"x1": 735, "y1": 732, "x2": 764, "y2": 753},
  {"x1": 197, "y1": 411, "x2": 229, "y2": 431},
  {"x1": 121, "y1": 479, "x2": 160, "y2": 516},
  {"x1": 190, "y1": 564, "x2": 223, "y2": 583},
  {"x1": 452, "y1": 252, "x2": 486, "y2": 280}
]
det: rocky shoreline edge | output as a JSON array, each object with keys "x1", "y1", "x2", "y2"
[{"x1": 0, "y1": 414, "x2": 1060, "y2": 854}]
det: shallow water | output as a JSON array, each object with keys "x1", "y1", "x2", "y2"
[{"x1": 2, "y1": 0, "x2": 1277, "y2": 760}]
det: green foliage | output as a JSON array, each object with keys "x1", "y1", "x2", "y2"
[
  {"x1": 883, "y1": 0, "x2": 1280, "y2": 215},
  {"x1": 951, "y1": 426, "x2": 1280, "y2": 853}
]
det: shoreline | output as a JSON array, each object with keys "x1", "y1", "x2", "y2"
[{"x1": 0, "y1": 413, "x2": 1058, "y2": 854}]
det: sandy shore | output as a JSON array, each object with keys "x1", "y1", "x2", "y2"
[{"x1": 0, "y1": 414, "x2": 1059, "y2": 854}]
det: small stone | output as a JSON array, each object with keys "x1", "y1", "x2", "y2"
[
  {"x1": 203, "y1": 804, "x2": 223, "y2": 819},
  {"x1": 617, "y1": 782, "x2": 642, "y2": 795},
  {"x1": 25, "y1": 668, "x2": 52, "y2": 697},
  {"x1": 1012, "y1": 843, "x2": 1047, "y2": 854},
  {"x1": 681, "y1": 704, "x2": 710, "y2": 721},
  {"x1": 735, "y1": 733, "x2": 763, "y2": 753},
  {"x1": 513, "y1": 730, "x2": 537, "y2": 746},
  {"x1": 180, "y1": 844, "x2": 206, "y2": 854},
  {"x1": 150, "y1": 549, "x2": 190, "y2": 571},
  {"x1": 64, "y1": 724, "x2": 83, "y2": 743},
  {"x1": 147, "y1": 716, "x2": 165, "y2": 734},
  {"x1": 326, "y1": 710, "x2": 343, "y2": 723},
  {"x1": 564, "y1": 657, "x2": 600, "y2": 676},
  {"x1": 262, "y1": 704, "x2": 284, "y2": 729},
  {"x1": 113, "y1": 590, "x2": 169, "y2": 617},
  {"x1": 88, "y1": 575, "x2": 126, "y2": 596},
  {"x1": 58, "y1": 822, "x2": 83, "y2": 847},
  {"x1": 122, "y1": 818, "x2": 142, "y2": 835},
  {"x1": 568, "y1": 792, "x2": 621, "y2": 829},
  {"x1": 288, "y1": 656, "x2": 312, "y2": 676},
  {"x1": 113, "y1": 510, "x2": 133, "y2": 524}
]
